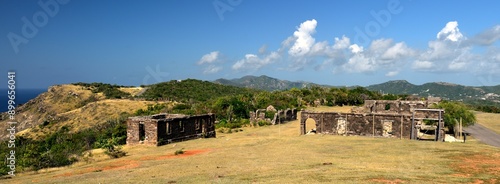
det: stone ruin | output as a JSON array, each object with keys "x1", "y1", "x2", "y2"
[
  {"x1": 126, "y1": 113, "x2": 216, "y2": 146},
  {"x1": 301, "y1": 100, "x2": 445, "y2": 141},
  {"x1": 249, "y1": 105, "x2": 298, "y2": 125}
]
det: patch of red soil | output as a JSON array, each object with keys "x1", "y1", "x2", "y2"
[
  {"x1": 140, "y1": 149, "x2": 212, "y2": 161},
  {"x1": 450, "y1": 152, "x2": 500, "y2": 178},
  {"x1": 370, "y1": 178, "x2": 405, "y2": 184}
]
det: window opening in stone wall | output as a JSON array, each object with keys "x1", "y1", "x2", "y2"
[
  {"x1": 139, "y1": 123, "x2": 145, "y2": 141},
  {"x1": 385, "y1": 104, "x2": 391, "y2": 111},
  {"x1": 167, "y1": 122, "x2": 171, "y2": 135},
  {"x1": 179, "y1": 121, "x2": 184, "y2": 132}
]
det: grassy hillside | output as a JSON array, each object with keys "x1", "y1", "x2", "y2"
[
  {"x1": 9, "y1": 109, "x2": 500, "y2": 183},
  {"x1": 0, "y1": 84, "x2": 161, "y2": 140}
]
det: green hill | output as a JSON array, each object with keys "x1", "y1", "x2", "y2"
[
  {"x1": 366, "y1": 80, "x2": 500, "y2": 105},
  {"x1": 140, "y1": 79, "x2": 258, "y2": 102},
  {"x1": 214, "y1": 75, "x2": 329, "y2": 91}
]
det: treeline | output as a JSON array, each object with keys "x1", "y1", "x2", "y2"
[
  {"x1": 140, "y1": 79, "x2": 258, "y2": 102},
  {"x1": 72, "y1": 82, "x2": 132, "y2": 99},
  {"x1": 474, "y1": 105, "x2": 500, "y2": 113}
]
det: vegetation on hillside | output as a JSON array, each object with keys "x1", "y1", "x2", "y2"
[
  {"x1": 73, "y1": 82, "x2": 132, "y2": 99},
  {"x1": 0, "y1": 115, "x2": 128, "y2": 175},
  {"x1": 140, "y1": 79, "x2": 258, "y2": 102}
]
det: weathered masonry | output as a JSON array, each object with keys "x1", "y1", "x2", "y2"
[
  {"x1": 127, "y1": 113, "x2": 216, "y2": 146},
  {"x1": 249, "y1": 107, "x2": 298, "y2": 125},
  {"x1": 300, "y1": 100, "x2": 445, "y2": 141}
]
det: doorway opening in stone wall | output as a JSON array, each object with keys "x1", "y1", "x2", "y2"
[
  {"x1": 139, "y1": 123, "x2": 145, "y2": 141},
  {"x1": 417, "y1": 119, "x2": 439, "y2": 141},
  {"x1": 305, "y1": 118, "x2": 317, "y2": 134}
]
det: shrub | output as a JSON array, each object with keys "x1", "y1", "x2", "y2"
[
  {"x1": 258, "y1": 120, "x2": 271, "y2": 126},
  {"x1": 175, "y1": 148, "x2": 185, "y2": 155}
]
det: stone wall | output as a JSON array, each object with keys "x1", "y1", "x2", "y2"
[
  {"x1": 352, "y1": 100, "x2": 436, "y2": 114},
  {"x1": 127, "y1": 113, "x2": 216, "y2": 146},
  {"x1": 300, "y1": 100, "x2": 445, "y2": 140},
  {"x1": 250, "y1": 108, "x2": 297, "y2": 125},
  {"x1": 300, "y1": 112, "x2": 413, "y2": 138}
]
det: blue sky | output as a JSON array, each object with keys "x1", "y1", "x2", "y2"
[{"x1": 2, "y1": 0, "x2": 500, "y2": 89}]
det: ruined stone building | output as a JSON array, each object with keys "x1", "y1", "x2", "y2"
[
  {"x1": 127, "y1": 113, "x2": 216, "y2": 146},
  {"x1": 300, "y1": 100, "x2": 445, "y2": 141},
  {"x1": 249, "y1": 106, "x2": 298, "y2": 125}
]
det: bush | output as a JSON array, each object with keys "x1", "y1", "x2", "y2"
[
  {"x1": 258, "y1": 120, "x2": 271, "y2": 126},
  {"x1": 175, "y1": 148, "x2": 185, "y2": 155},
  {"x1": 99, "y1": 138, "x2": 127, "y2": 158}
]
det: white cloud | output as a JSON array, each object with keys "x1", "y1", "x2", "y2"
[
  {"x1": 381, "y1": 42, "x2": 414, "y2": 60},
  {"x1": 198, "y1": 51, "x2": 220, "y2": 64},
  {"x1": 465, "y1": 25, "x2": 500, "y2": 46},
  {"x1": 202, "y1": 65, "x2": 222, "y2": 74},
  {"x1": 349, "y1": 44, "x2": 363, "y2": 54},
  {"x1": 414, "y1": 21, "x2": 472, "y2": 72},
  {"x1": 225, "y1": 19, "x2": 500, "y2": 78},
  {"x1": 333, "y1": 35, "x2": 350, "y2": 49},
  {"x1": 288, "y1": 19, "x2": 317, "y2": 57},
  {"x1": 342, "y1": 54, "x2": 375, "y2": 73},
  {"x1": 412, "y1": 60, "x2": 434, "y2": 70},
  {"x1": 437, "y1": 21, "x2": 464, "y2": 42},
  {"x1": 232, "y1": 52, "x2": 281, "y2": 71}
]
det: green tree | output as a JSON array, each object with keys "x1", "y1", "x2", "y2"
[{"x1": 432, "y1": 101, "x2": 476, "y2": 127}]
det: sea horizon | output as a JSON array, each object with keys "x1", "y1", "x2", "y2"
[{"x1": 0, "y1": 89, "x2": 46, "y2": 113}]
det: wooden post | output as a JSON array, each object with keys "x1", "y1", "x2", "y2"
[{"x1": 459, "y1": 117, "x2": 462, "y2": 140}]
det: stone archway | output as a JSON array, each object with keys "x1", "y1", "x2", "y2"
[
  {"x1": 300, "y1": 111, "x2": 323, "y2": 135},
  {"x1": 304, "y1": 118, "x2": 317, "y2": 134}
]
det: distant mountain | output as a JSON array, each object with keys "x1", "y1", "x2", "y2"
[
  {"x1": 214, "y1": 75, "x2": 328, "y2": 91},
  {"x1": 367, "y1": 80, "x2": 500, "y2": 103},
  {"x1": 214, "y1": 76, "x2": 500, "y2": 105}
]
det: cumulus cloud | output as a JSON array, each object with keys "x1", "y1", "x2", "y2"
[
  {"x1": 288, "y1": 19, "x2": 317, "y2": 57},
  {"x1": 349, "y1": 44, "x2": 363, "y2": 54},
  {"x1": 232, "y1": 52, "x2": 281, "y2": 71},
  {"x1": 414, "y1": 21, "x2": 472, "y2": 72},
  {"x1": 412, "y1": 60, "x2": 434, "y2": 70},
  {"x1": 342, "y1": 54, "x2": 375, "y2": 73},
  {"x1": 198, "y1": 51, "x2": 220, "y2": 64},
  {"x1": 381, "y1": 42, "x2": 415, "y2": 60},
  {"x1": 221, "y1": 19, "x2": 500, "y2": 78},
  {"x1": 198, "y1": 51, "x2": 224, "y2": 74},
  {"x1": 437, "y1": 21, "x2": 464, "y2": 42},
  {"x1": 339, "y1": 39, "x2": 415, "y2": 73},
  {"x1": 333, "y1": 36, "x2": 350, "y2": 49}
]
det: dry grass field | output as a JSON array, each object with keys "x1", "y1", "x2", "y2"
[
  {"x1": 475, "y1": 111, "x2": 500, "y2": 134},
  {"x1": 7, "y1": 107, "x2": 500, "y2": 183}
]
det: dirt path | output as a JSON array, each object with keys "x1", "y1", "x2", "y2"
[{"x1": 464, "y1": 123, "x2": 500, "y2": 148}]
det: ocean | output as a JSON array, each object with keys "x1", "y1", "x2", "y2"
[{"x1": 0, "y1": 89, "x2": 46, "y2": 113}]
